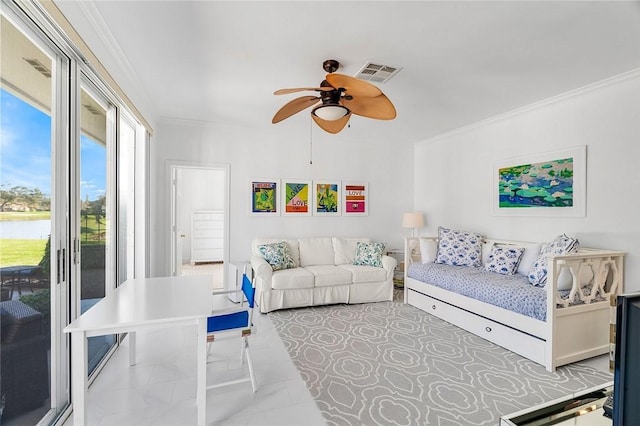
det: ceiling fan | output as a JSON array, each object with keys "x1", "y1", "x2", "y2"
[{"x1": 272, "y1": 59, "x2": 397, "y2": 134}]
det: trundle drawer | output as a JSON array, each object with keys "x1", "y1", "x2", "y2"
[{"x1": 407, "y1": 289, "x2": 546, "y2": 364}]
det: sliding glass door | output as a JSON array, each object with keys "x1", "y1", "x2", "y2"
[
  {"x1": 118, "y1": 113, "x2": 137, "y2": 285},
  {"x1": 77, "y1": 83, "x2": 117, "y2": 375},
  {"x1": 1, "y1": 3, "x2": 146, "y2": 425},
  {"x1": 0, "y1": 9, "x2": 70, "y2": 425}
]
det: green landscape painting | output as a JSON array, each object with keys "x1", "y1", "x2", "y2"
[{"x1": 498, "y1": 157, "x2": 574, "y2": 208}]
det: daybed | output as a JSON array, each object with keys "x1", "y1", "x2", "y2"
[
  {"x1": 250, "y1": 237, "x2": 396, "y2": 313},
  {"x1": 403, "y1": 232, "x2": 624, "y2": 372}
]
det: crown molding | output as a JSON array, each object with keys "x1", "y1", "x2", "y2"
[
  {"x1": 74, "y1": 1, "x2": 156, "y2": 122},
  {"x1": 420, "y1": 67, "x2": 640, "y2": 146}
]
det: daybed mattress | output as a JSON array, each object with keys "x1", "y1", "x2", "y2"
[{"x1": 407, "y1": 262, "x2": 548, "y2": 321}]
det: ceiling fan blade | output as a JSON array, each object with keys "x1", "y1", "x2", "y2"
[
  {"x1": 341, "y1": 94, "x2": 397, "y2": 120},
  {"x1": 325, "y1": 73, "x2": 382, "y2": 98},
  {"x1": 311, "y1": 111, "x2": 352, "y2": 134},
  {"x1": 274, "y1": 87, "x2": 334, "y2": 95},
  {"x1": 272, "y1": 96, "x2": 320, "y2": 123}
]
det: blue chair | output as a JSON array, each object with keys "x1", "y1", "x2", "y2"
[{"x1": 205, "y1": 270, "x2": 257, "y2": 393}]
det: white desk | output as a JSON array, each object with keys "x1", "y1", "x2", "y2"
[{"x1": 64, "y1": 275, "x2": 217, "y2": 426}]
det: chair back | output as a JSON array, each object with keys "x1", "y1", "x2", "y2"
[
  {"x1": 206, "y1": 272, "x2": 255, "y2": 334},
  {"x1": 241, "y1": 273, "x2": 255, "y2": 308}
]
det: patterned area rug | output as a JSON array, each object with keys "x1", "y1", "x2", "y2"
[{"x1": 269, "y1": 292, "x2": 612, "y2": 426}]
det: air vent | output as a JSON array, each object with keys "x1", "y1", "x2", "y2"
[
  {"x1": 23, "y1": 58, "x2": 51, "y2": 78},
  {"x1": 355, "y1": 61, "x2": 401, "y2": 83},
  {"x1": 83, "y1": 104, "x2": 101, "y2": 115}
]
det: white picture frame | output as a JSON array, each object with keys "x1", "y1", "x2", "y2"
[
  {"x1": 492, "y1": 146, "x2": 586, "y2": 217},
  {"x1": 250, "y1": 178, "x2": 280, "y2": 216},
  {"x1": 312, "y1": 180, "x2": 342, "y2": 216},
  {"x1": 281, "y1": 179, "x2": 312, "y2": 216},
  {"x1": 342, "y1": 181, "x2": 369, "y2": 216}
]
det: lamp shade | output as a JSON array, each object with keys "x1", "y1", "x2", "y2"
[
  {"x1": 402, "y1": 212, "x2": 424, "y2": 229},
  {"x1": 312, "y1": 104, "x2": 350, "y2": 121}
]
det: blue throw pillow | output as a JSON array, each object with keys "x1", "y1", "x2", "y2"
[
  {"x1": 353, "y1": 242, "x2": 385, "y2": 268},
  {"x1": 257, "y1": 241, "x2": 296, "y2": 271},
  {"x1": 485, "y1": 245, "x2": 525, "y2": 275},
  {"x1": 528, "y1": 234, "x2": 579, "y2": 286},
  {"x1": 435, "y1": 226, "x2": 483, "y2": 267}
]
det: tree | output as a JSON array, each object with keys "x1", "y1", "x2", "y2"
[
  {"x1": 0, "y1": 184, "x2": 50, "y2": 211},
  {"x1": 0, "y1": 184, "x2": 19, "y2": 211}
]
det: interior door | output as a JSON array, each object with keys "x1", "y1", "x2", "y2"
[{"x1": 169, "y1": 162, "x2": 230, "y2": 279}]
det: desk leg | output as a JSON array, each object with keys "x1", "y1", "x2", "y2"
[
  {"x1": 197, "y1": 318, "x2": 207, "y2": 426},
  {"x1": 71, "y1": 331, "x2": 89, "y2": 425},
  {"x1": 128, "y1": 331, "x2": 137, "y2": 366}
]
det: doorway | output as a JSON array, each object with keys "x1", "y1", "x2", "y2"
[{"x1": 169, "y1": 162, "x2": 229, "y2": 289}]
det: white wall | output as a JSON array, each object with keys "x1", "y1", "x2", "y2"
[
  {"x1": 149, "y1": 119, "x2": 414, "y2": 277},
  {"x1": 414, "y1": 71, "x2": 640, "y2": 292}
]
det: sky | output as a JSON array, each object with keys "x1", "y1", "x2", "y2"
[{"x1": 1, "y1": 88, "x2": 106, "y2": 202}]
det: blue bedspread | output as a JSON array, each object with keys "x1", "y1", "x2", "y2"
[{"x1": 407, "y1": 262, "x2": 548, "y2": 321}]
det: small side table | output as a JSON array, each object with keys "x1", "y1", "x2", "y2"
[{"x1": 385, "y1": 249, "x2": 405, "y2": 288}]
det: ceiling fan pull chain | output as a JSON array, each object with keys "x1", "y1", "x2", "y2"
[{"x1": 309, "y1": 117, "x2": 313, "y2": 165}]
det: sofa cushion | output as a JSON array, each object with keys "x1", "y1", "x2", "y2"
[
  {"x1": 257, "y1": 241, "x2": 296, "y2": 271},
  {"x1": 353, "y1": 242, "x2": 385, "y2": 267},
  {"x1": 271, "y1": 268, "x2": 315, "y2": 290},
  {"x1": 481, "y1": 241, "x2": 494, "y2": 265},
  {"x1": 484, "y1": 245, "x2": 525, "y2": 275},
  {"x1": 305, "y1": 265, "x2": 352, "y2": 287},
  {"x1": 528, "y1": 234, "x2": 580, "y2": 286},
  {"x1": 299, "y1": 237, "x2": 335, "y2": 266},
  {"x1": 420, "y1": 238, "x2": 438, "y2": 263},
  {"x1": 516, "y1": 243, "x2": 542, "y2": 276},
  {"x1": 435, "y1": 226, "x2": 483, "y2": 267},
  {"x1": 486, "y1": 242, "x2": 542, "y2": 276},
  {"x1": 333, "y1": 237, "x2": 371, "y2": 265},
  {"x1": 253, "y1": 238, "x2": 300, "y2": 266},
  {"x1": 338, "y1": 264, "x2": 387, "y2": 283}
]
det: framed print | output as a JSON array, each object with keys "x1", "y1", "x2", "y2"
[
  {"x1": 342, "y1": 181, "x2": 368, "y2": 216},
  {"x1": 312, "y1": 181, "x2": 341, "y2": 216},
  {"x1": 282, "y1": 179, "x2": 311, "y2": 216},
  {"x1": 493, "y1": 146, "x2": 586, "y2": 217},
  {"x1": 250, "y1": 178, "x2": 279, "y2": 215}
]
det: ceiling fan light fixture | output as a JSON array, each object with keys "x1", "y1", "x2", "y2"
[{"x1": 312, "y1": 104, "x2": 350, "y2": 121}]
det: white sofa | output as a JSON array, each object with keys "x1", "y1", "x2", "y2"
[{"x1": 250, "y1": 237, "x2": 396, "y2": 313}]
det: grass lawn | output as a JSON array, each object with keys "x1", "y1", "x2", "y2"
[
  {"x1": 0, "y1": 211, "x2": 51, "y2": 221},
  {"x1": 0, "y1": 239, "x2": 47, "y2": 266},
  {"x1": 0, "y1": 211, "x2": 105, "y2": 266}
]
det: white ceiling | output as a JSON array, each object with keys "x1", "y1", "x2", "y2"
[{"x1": 54, "y1": 1, "x2": 640, "y2": 145}]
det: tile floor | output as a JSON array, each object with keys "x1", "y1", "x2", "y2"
[
  {"x1": 62, "y1": 303, "x2": 326, "y2": 425},
  {"x1": 59, "y1": 318, "x2": 610, "y2": 426},
  {"x1": 59, "y1": 263, "x2": 610, "y2": 425}
]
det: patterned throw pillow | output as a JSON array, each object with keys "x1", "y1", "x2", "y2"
[
  {"x1": 484, "y1": 245, "x2": 525, "y2": 275},
  {"x1": 528, "y1": 234, "x2": 580, "y2": 286},
  {"x1": 353, "y1": 242, "x2": 385, "y2": 268},
  {"x1": 257, "y1": 241, "x2": 296, "y2": 271},
  {"x1": 434, "y1": 226, "x2": 483, "y2": 267}
]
